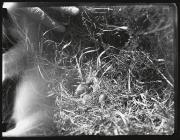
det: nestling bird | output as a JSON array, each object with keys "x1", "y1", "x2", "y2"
[
  {"x1": 81, "y1": 94, "x2": 92, "y2": 105},
  {"x1": 74, "y1": 83, "x2": 88, "y2": 97},
  {"x1": 99, "y1": 94, "x2": 107, "y2": 104},
  {"x1": 74, "y1": 79, "x2": 94, "y2": 97}
]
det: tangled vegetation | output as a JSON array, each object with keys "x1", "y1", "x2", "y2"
[
  {"x1": 37, "y1": 5, "x2": 175, "y2": 135},
  {"x1": 3, "y1": 4, "x2": 175, "y2": 136}
]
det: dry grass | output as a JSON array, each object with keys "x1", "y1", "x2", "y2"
[
  {"x1": 51, "y1": 50, "x2": 174, "y2": 135},
  {"x1": 32, "y1": 5, "x2": 176, "y2": 135},
  {"x1": 2, "y1": 4, "x2": 175, "y2": 136},
  {"x1": 45, "y1": 5, "x2": 175, "y2": 135}
]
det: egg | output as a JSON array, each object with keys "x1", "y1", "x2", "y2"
[
  {"x1": 99, "y1": 94, "x2": 106, "y2": 104},
  {"x1": 82, "y1": 94, "x2": 92, "y2": 105}
]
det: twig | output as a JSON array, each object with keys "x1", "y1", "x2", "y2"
[
  {"x1": 75, "y1": 56, "x2": 83, "y2": 81},
  {"x1": 128, "y1": 68, "x2": 131, "y2": 93},
  {"x1": 141, "y1": 52, "x2": 174, "y2": 88},
  {"x1": 37, "y1": 64, "x2": 51, "y2": 82},
  {"x1": 100, "y1": 65, "x2": 112, "y2": 79},
  {"x1": 144, "y1": 24, "x2": 171, "y2": 35},
  {"x1": 156, "y1": 69, "x2": 174, "y2": 88}
]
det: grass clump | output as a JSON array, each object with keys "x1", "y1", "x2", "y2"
[
  {"x1": 41, "y1": 5, "x2": 175, "y2": 135},
  {"x1": 52, "y1": 49, "x2": 174, "y2": 135}
]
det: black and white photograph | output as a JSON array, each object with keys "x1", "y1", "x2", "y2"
[{"x1": 2, "y1": 2, "x2": 177, "y2": 136}]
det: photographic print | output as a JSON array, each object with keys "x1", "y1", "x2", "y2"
[{"x1": 2, "y1": 2, "x2": 176, "y2": 136}]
